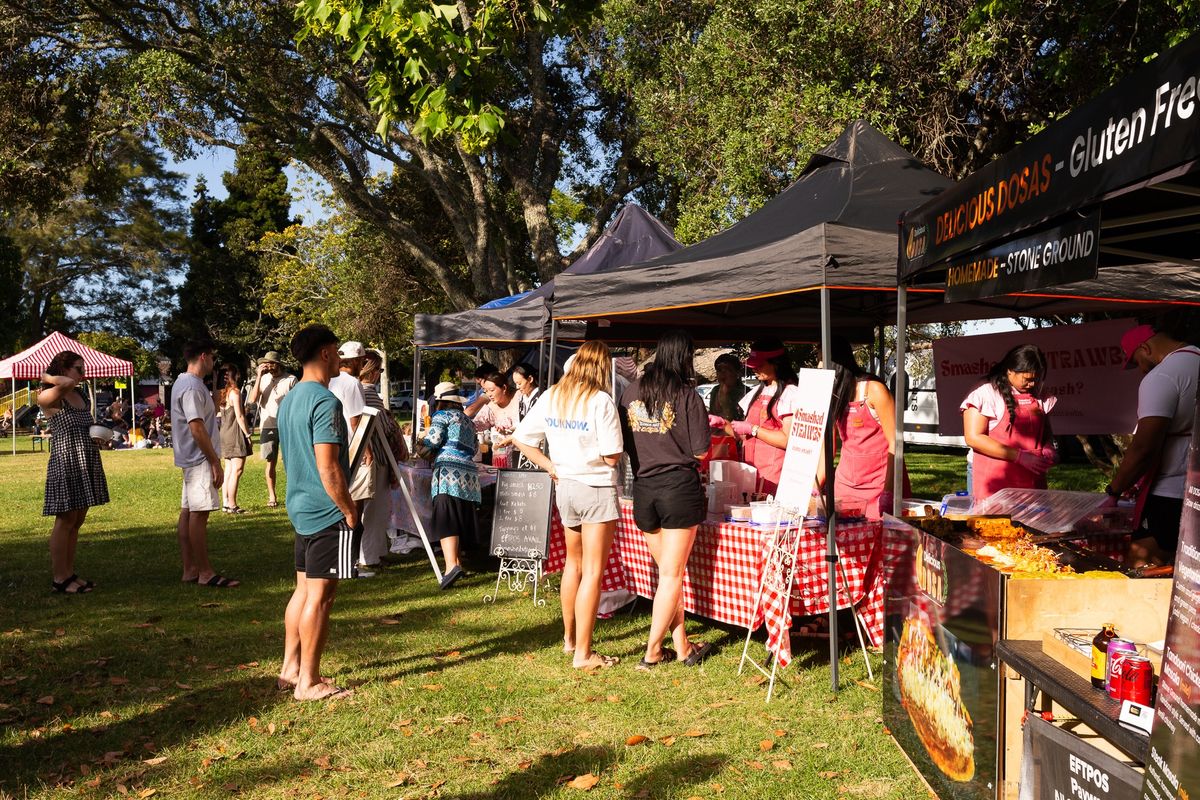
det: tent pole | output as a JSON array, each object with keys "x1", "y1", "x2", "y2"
[
  {"x1": 410, "y1": 346, "x2": 421, "y2": 457},
  {"x1": 10, "y1": 382, "x2": 15, "y2": 455},
  {"x1": 894, "y1": 285, "x2": 908, "y2": 516},
  {"x1": 547, "y1": 321, "x2": 559, "y2": 387},
  {"x1": 537, "y1": 339, "x2": 545, "y2": 386},
  {"x1": 820, "y1": 286, "x2": 839, "y2": 692}
]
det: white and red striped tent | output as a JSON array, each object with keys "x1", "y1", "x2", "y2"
[
  {"x1": 0, "y1": 331, "x2": 134, "y2": 380},
  {"x1": 2, "y1": 331, "x2": 134, "y2": 453}
]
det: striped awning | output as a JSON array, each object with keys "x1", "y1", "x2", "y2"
[{"x1": 0, "y1": 331, "x2": 135, "y2": 380}]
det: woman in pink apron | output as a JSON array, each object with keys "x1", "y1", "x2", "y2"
[
  {"x1": 961, "y1": 344, "x2": 1058, "y2": 503},
  {"x1": 727, "y1": 338, "x2": 799, "y2": 496},
  {"x1": 823, "y1": 338, "x2": 909, "y2": 519}
]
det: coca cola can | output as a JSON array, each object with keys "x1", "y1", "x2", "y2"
[
  {"x1": 1106, "y1": 638, "x2": 1137, "y2": 699},
  {"x1": 1120, "y1": 656, "x2": 1154, "y2": 706}
]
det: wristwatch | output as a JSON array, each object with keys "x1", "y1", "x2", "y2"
[
  {"x1": 1104, "y1": 483, "x2": 1121, "y2": 498},
  {"x1": 751, "y1": 425, "x2": 760, "y2": 438}
]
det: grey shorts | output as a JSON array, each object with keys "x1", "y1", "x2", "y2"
[
  {"x1": 555, "y1": 478, "x2": 619, "y2": 528},
  {"x1": 260, "y1": 427, "x2": 279, "y2": 462}
]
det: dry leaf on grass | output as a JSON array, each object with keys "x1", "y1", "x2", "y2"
[
  {"x1": 421, "y1": 684, "x2": 443, "y2": 692},
  {"x1": 495, "y1": 716, "x2": 521, "y2": 726},
  {"x1": 659, "y1": 736, "x2": 676, "y2": 747},
  {"x1": 853, "y1": 679, "x2": 879, "y2": 692},
  {"x1": 746, "y1": 760, "x2": 766, "y2": 770},
  {"x1": 384, "y1": 772, "x2": 410, "y2": 788},
  {"x1": 773, "y1": 728, "x2": 787, "y2": 737},
  {"x1": 772, "y1": 760, "x2": 793, "y2": 770},
  {"x1": 625, "y1": 735, "x2": 649, "y2": 746},
  {"x1": 682, "y1": 729, "x2": 708, "y2": 738},
  {"x1": 811, "y1": 742, "x2": 829, "y2": 749},
  {"x1": 35, "y1": 695, "x2": 54, "y2": 705},
  {"x1": 313, "y1": 755, "x2": 332, "y2": 770},
  {"x1": 175, "y1": 682, "x2": 192, "y2": 690},
  {"x1": 817, "y1": 770, "x2": 846, "y2": 779},
  {"x1": 267, "y1": 723, "x2": 276, "y2": 735},
  {"x1": 138, "y1": 789, "x2": 157, "y2": 798},
  {"x1": 606, "y1": 695, "x2": 621, "y2": 703},
  {"x1": 516, "y1": 760, "x2": 532, "y2": 770},
  {"x1": 759, "y1": 739, "x2": 775, "y2": 751},
  {"x1": 142, "y1": 756, "x2": 167, "y2": 766},
  {"x1": 379, "y1": 618, "x2": 400, "y2": 626},
  {"x1": 567, "y1": 773, "x2": 600, "y2": 790}
]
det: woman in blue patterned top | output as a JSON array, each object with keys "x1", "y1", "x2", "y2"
[{"x1": 417, "y1": 381, "x2": 480, "y2": 589}]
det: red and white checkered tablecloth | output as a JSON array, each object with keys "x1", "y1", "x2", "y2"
[
  {"x1": 614, "y1": 498, "x2": 906, "y2": 658},
  {"x1": 543, "y1": 510, "x2": 627, "y2": 593}
]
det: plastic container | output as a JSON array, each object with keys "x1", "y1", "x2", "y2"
[
  {"x1": 728, "y1": 505, "x2": 752, "y2": 522},
  {"x1": 971, "y1": 488, "x2": 1110, "y2": 533},
  {"x1": 901, "y1": 499, "x2": 941, "y2": 518},
  {"x1": 750, "y1": 501, "x2": 779, "y2": 525},
  {"x1": 940, "y1": 492, "x2": 973, "y2": 518}
]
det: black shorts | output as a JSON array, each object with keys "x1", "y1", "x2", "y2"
[
  {"x1": 430, "y1": 494, "x2": 478, "y2": 543},
  {"x1": 1140, "y1": 494, "x2": 1184, "y2": 559},
  {"x1": 294, "y1": 521, "x2": 363, "y2": 579},
  {"x1": 632, "y1": 468, "x2": 705, "y2": 532}
]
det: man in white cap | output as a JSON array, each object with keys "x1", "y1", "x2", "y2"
[
  {"x1": 329, "y1": 341, "x2": 375, "y2": 575},
  {"x1": 247, "y1": 351, "x2": 297, "y2": 508}
]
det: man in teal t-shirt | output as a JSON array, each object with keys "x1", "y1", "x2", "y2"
[{"x1": 275, "y1": 324, "x2": 359, "y2": 702}]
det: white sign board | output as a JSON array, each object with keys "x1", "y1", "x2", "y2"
[{"x1": 775, "y1": 368, "x2": 836, "y2": 513}]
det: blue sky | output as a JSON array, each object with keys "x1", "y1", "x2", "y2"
[{"x1": 168, "y1": 148, "x2": 330, "y2": 224}]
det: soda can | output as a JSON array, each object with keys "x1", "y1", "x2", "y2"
[
  {"x1": 1120, "y1": 656, "x2": 1154, "y2": 706},
  {"x1": 1106, "y1": 639, "x2": 1137, "y2": 699}
]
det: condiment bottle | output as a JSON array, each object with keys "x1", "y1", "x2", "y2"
[{"x1": 1090, "y1": 623, "x2": 1117, "y2": 689}]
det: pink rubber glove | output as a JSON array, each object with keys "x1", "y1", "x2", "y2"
[
  {"x1": 1039, "y1": 445, "x2": 1059, "y2": 465},
  {"x1": 708, "y1": 414, "x2": 728, "y2": 429},
  {"x1": 1015, "y1": 449, "x2": 1054, "y2": 476},
  {"x1": 730, "y1": 420, "x2": 754, "y2": 438}
]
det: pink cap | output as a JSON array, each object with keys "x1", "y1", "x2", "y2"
[
  {"x1": 745, "y1": 347, "x2": 785, "y2": 369},
  {"x1": 1120, "y1": 324, "x2": 1155, "y2": 370}
]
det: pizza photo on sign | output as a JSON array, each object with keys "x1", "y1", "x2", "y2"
[{"x1": 897, "y1": 616, "x2": 976, "y2": 782}]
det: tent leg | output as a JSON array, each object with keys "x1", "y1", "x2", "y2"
[
  {"x1": 537, "y1": 339, "x2": 545, "y2": 385},
  {"x1": 410, "y1": 347, "x2": 421, "y2": 457},
  {"x1": 10, "y1": 383, "x2": 15, "y2": 456},
  {"x1": 894, "y1": 285, "x2": 908, "y2": 516},
  {"x1": 547, "y1": 321, "x2": 559, "y2": 387},
  {"x1": 820, "y1": 287, "x2": 839, "y2": 692}
]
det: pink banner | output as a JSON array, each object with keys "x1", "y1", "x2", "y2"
[{"x1": 932, "y1": 318, "x2": 1142, "y2": 436}]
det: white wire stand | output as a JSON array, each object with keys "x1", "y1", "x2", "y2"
[
  {"x1": 738, "y1": 506, "x2": 803, "y2": 702},
  {"x1": 738, "y1": 509, "x2": 878, "y2": 700},
  {"x1": 484, "y1": 547, "x2": 548, "y2": 607}
]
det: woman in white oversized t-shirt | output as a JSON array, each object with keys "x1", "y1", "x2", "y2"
[{"x1": 514, "y1": 341, "x2": 624, "y2": 671}]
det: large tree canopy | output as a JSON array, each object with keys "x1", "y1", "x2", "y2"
[
  {"x1": 598, "y1": 0, "x2": 1200, "y2": 240},
  {"x1": 8, "y1": 0, "x2": 651, "y2": 312}
]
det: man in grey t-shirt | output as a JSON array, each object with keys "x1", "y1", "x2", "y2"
[{"x1": 171, "y1": 340, "x2": 239, "y2": 588}]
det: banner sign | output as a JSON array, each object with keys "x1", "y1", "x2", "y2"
[
  {"x1": 900, "y1": 34, "x2": 1200, "y2": 279},
  {"x1": 931, "y1": 319, "x2": 1142, "y2": 436},
  {"x1": 1140, "y1": 365, "x2": 1200, "y2": 800},
  {"x1": 943, "y1": 212, "x2": 1100, "y2": 303},
  {"x1": 775, "y1": 368, "x2": 835, "y2": 512},
  {"x1": 1025, "y1": 715, "x2": 1142, "y2": 800}
]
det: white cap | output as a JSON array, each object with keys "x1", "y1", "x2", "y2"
[{"x1": 338, "y1": 341, "x2": 366, "y2": 359}]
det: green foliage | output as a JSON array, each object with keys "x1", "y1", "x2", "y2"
[
  {"x1": 171, "y1": 132, "x2": 295, "y2": 363},
  {"x1": 295, "y1": 0, "x2": 596, "y2": 149},
  {"x1": 0, "y1": 133, "x2": 185, "y2": 349},
  {"x1": 0, "y1": 231, "x2": 24, "y2": 354},
  {"x1": 598, "y1": 0, "x2": 1200, "y2": 240}
]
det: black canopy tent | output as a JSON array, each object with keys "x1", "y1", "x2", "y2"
[
  {"x1": 408, "y1": 204, "x2": 680, "y2": 451},
  {"x1": 893, "y1": 33, "x2": 1200, "y2": 507}
]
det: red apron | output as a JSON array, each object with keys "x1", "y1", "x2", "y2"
[
  {"x1": 743, "y1": 388, "x2": 787, "y2": 495},
  {"x1": 1131, "y1": 347, "x2": 1200, "y2": 526},
  {"x1": 834, "y1": 381, "x2": 911, "y2": 519},
  {"x1": 971, "y1": 390, "x2": 1048, "y2": 503}
]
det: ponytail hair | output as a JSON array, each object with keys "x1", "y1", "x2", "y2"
[
  {"x1": 641, "y1": 329, "x2": 695, "y2": 417},
  {"x1": 985, "y1": 344, "x2": 1048, "y2": 436}
]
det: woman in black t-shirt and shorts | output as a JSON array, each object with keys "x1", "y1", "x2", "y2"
[{"x1": 620, "y1": 330, "x2": 714, "y2": 670}]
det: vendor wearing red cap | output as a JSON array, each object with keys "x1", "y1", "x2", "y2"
[
  {"x1": 726, "y1": 338, "x2": 800, "y2": 496},
  {"x1": 1105, "y1": 321, "x2": 1199, "y2": 565}
]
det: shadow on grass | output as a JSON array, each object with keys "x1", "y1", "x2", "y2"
[{"x1": 446, "y1": 744, "x2": 617, "y2": 799}]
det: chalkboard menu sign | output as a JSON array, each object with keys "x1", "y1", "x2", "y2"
[
  {"x1": 1140, "y1": 379, "x2": 1200, "y2": 800},
  {"x1": 489, "y1": 469, "x2": 554, "y2": 560}
]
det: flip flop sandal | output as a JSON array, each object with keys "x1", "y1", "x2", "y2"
[
  {"x1": 636, "y1": 648, "x2": 678, "y2": 672},
  {"x1": 575, "y1": 653, "x2": 620, "y2": 671},
  {"x1": 51, "y1": 574, "x2": 93, "y2": 594},
  {"x1": 202, "y1": 574, "x2": 240, "y2": 588},
  {"x1": 682, "y1": 641, "x2": 713, "y2": 667},
  {"x1": 266, "y1": 501, "x2": 279, "y2": 508}
]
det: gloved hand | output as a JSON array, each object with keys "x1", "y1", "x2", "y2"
[
  {"x1": 1098, "y1": 493, "x2": 1119, "y2": 510},
  {"x1": 708, "y1": 414, "x2": 728, "y2": 429},
  {"x1": 1015, "y1": 449, "x2": 1054, "y2": 476},
  {"x1": 730, "y1": 420, "x2": 754, "y2": 438},
  {"x1": 1039, "y1": 445, "x2": 1060, "y2": 465}
]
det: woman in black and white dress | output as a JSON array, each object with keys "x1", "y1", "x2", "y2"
[{"x1": 38, "y1": 350, "x2": 109, "y2": 594}]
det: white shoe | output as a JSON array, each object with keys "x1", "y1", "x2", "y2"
[{"x1": 354, "y1": 567, "x2": 376, "y2": 578}]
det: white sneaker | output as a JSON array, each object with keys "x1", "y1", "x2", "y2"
[{"x1": 354, "y1": 567, "x2": 376, "y2": 578}]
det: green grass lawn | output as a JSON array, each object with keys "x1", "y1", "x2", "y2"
[{"x1": 0, "y1": 442, "x2": 1110, "y2": 799}]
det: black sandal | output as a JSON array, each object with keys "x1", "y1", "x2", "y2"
[
  {"x1": 636, "y1": 648, "x2": 678, "y2": 672},
  {"x1": 51, "y1": 574, "x2": 94, "y2": 594},
  {"x1": 202, "y1": 574, "x2": 240, "y2": 588},
  {"x1": 682, "y1": 641, "x2": 713, "y2": 667}
]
